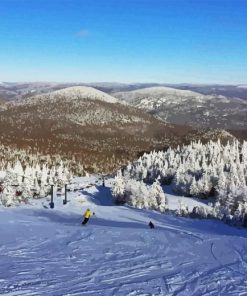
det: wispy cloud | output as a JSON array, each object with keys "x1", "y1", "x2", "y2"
[{"x1": 76, "y1": 30, "x2": 90, "y2": 38}]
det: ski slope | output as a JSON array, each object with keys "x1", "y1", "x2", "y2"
[{"x1": 1, "y1": 177, "x2": 247, "y2": 296}]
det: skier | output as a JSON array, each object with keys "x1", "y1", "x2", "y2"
[
  {"x1": 82, "y1": 208, "x2": 94, "y2": 225},
  {"x1": 149, "y1": 221, "x2": 155, "y2": 229}
]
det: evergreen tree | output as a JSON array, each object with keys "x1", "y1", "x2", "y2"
[{"x1": 112, "y1": 173, "x2": 125, "y2": 204}]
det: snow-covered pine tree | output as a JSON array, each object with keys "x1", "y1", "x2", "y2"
[
  {"x1": 177, "y1": 200, "x2": 189, "y2": 217},
  {"x1": 112, "y1": 172, "x2": 126, "y2": 204},
  {"x1": 0, "y1": 171, "x2": 19, "y2": 206},
  {"x1": 190, "y1": 176, "x2": 200, "y2": 197},
  {"x1": 150, "y1": 178, "x2": 166, "y2": 212}
]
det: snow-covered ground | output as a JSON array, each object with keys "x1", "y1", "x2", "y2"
[{"x1": 1, "y1": 176, "x2": 247, "y2": 296}]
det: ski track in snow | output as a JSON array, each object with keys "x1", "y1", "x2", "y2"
[{"x1": 1, "y1": 177, "x2": 247, "y2": 296}]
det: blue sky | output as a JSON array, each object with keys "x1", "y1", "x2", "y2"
[{"x1": 0, "y1": 0, "x2": 246, "y2": 83}]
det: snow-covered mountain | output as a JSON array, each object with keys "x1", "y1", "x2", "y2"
[
  {"x1": 114, "y1": 86, "x2": 247, "y2": 131},
  {"x1": 0, "y1": 82, "x2": 77, "y2": 101},
  {"x1": 1, "y1": 176, "x2": 247, "y2": 295},
  {"x1": 115, "y1": 86, "x2": 204, "y2": 102},
  {"x1": 163, "y1": 84, "x2": 247, "y2": 100},
  {"x1": 3, "y1": 85, "x2": 169, "y2": 127},
  {"x1": 0, "y1": 82, "x2": 160, "y2": 102},
  {"x1": 18, "y1": 86, "x2": 122, "y2": 105},
  {"x1": 238, "y1": 85, "x2": 247, "y2": 89},
  {"x1": 0, "y1": 86, "x2": 195, "y2": 173},
  {"x1": 0, "y1": 85, "x2": 240, "y2": 174},
  {"x1": 2, "y1": 81, "x2": 247, "y2": 101}
]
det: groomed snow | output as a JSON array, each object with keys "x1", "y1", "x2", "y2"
[{"x1": 0, "y1": 176, "x2": 247, "y2": 296}]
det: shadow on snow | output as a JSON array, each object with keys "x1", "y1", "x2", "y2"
[{"x1": 80, "y1": 185, "x2": 113, "y2": 206}]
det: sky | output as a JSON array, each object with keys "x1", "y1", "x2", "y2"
[{"x1": 0, "y1": 0, "x2": 247, "y2": 84}]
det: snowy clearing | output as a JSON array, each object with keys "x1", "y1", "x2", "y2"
[{"x1": 0, "y1": 177, "x2": 247, "y2": 296}]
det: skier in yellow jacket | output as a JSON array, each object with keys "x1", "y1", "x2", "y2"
[{"x1": 82, "y1": 208, "x2": 94, "y2": 225}]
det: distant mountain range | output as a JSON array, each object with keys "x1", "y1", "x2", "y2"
[
  {"x1": 1, "y1": 81, "x2": 247, "y2": 101},
  {"x1": 0, "y1": 86, "x2": 200, "y2": 173},
  {"x1": 163, "y1": 84, "x2": 247, "y2": 100},
  {"x1": 114, "y1": 86, "x2": 247, "y2": 131},
  {"x1": 1, "y1": 82, "x2": 247, "y2": 133},
  {"x1": 0, "y1": 83, "x2": 246, "y2": 171}
]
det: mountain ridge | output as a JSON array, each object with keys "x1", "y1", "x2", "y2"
[
  {"x1": 14, "y1": 86, "x2": 123, "y2": 106},
  {"x1": 114, "y1": 86, "x2": 247, "y2": 131},
  {"x1": 2, "y1": 82, "x2": 247, "y2": 101}
]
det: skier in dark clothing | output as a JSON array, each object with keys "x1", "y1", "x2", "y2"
[{"x1": 149, "y1": 221, "x2": 155, "y2": 229}]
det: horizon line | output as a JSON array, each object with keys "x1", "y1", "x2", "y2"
[{"x1": 1, "y1": 80, "x2": 246, "y2": 86}]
